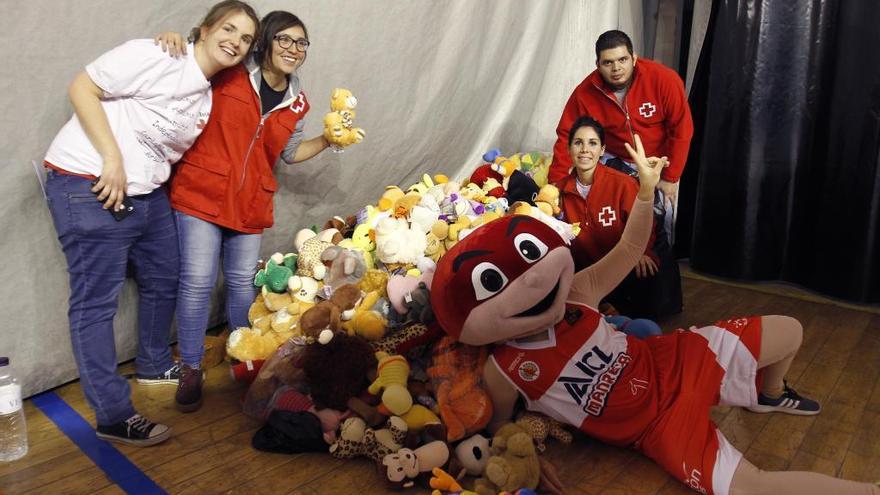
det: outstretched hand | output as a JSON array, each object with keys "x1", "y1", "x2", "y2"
[{"x1": 624, "y1": 134, "x2": 663, "y2": 199}]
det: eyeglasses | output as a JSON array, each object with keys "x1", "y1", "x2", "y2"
[{"x1": 273, "y1": 35, "x2": 310, "y2": 52}]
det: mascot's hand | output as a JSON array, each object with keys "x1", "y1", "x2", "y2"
[{"x1": 624, "y1": 134, "x2": 663, "y2": 199}]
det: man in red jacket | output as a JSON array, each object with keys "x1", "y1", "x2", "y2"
[{"x1": 550, "y1": 30, "x2": 693, "y2": 228}]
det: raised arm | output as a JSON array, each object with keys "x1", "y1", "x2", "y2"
[
  {"x1": 68, "y1": 71, "x2": 126, "y2": 210},
  {"x1": 569, "y1": 134, "x2": 662, "y2": 305}
]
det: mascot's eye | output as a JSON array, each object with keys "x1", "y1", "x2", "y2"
[
  {"x1": 471, "y1": 262, "x2": 509, "y2": 301},
  {"x1": 513, "y1": 233, "x2": 549, "y2": 263}
]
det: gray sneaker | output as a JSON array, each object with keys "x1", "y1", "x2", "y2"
[
  {"x1": 136, "y1": 363, "x2": 181, "y2": 385},
  {"x1": 747, "y1": 382, "x2": 821, "y2": 416},
  {"x1": 96, "y1": 414, "x2": 171, "y2": 447}
]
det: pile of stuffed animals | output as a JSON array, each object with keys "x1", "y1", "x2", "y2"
[{"x1": 225, "y1": 139, "x2": 579, "y2": 493}]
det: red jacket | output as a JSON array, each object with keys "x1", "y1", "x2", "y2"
[
  {"x1": 557, "y1": 165, "x2": 656, "y2": 271},
  {"x1": 550, "y1": 58, "x2": 693, "y2": 184},
  {"x1": 169, "y1": 64, "x2": 310, "y2": 234}
]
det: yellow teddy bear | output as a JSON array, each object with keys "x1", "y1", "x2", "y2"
[{"x1": 323, "y1": 88, "x2": 365, "y2": 149}]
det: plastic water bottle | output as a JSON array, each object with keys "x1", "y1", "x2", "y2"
[{"x1": 0, "y1": 357, "x2": 28, "y2": 461}]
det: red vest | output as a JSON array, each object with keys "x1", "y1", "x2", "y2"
[
  {"x1": 557, "y1": 166, "x2": 656, "y2": 271},
  {"x1": 169, "y1": 64, "x2": 310, "y2": 233}
]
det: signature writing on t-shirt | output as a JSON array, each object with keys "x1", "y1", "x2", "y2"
[
  {"x1": 152, "y1": 121, "x2": 181, "y2": 146},
  {"x1": 136, "y1": 131, "x2": 167, "y2": 163},
  {"x1": 172, "y1": 94, "x2": 200, "y2": 105},
  {"x1": 139, "y1": 102, "x2": 208, "y2": 164}
]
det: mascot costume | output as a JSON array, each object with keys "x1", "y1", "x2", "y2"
[{"x1": 429, "y1": 136, "x2": 878, "y2": 495}]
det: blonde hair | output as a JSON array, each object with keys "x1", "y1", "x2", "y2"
[{"x1": 188, "y1": 0, "x2": 260, "y2": 47}]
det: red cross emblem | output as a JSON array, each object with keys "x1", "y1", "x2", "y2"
[
  {"x1": 638, "y1": 102, "x2": 657, "y2": 118},
  {"x1": 291, "y1": 93, "x2": 306, "y2": 113},
  {"x1": 598, "y1": 205, "x2": 617, "y2": 227}
]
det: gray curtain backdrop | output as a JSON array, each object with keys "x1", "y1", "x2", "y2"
[{"x1": 0, "y1": 0, "x2": 649, "y2": 397}]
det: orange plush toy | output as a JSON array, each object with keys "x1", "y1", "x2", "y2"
[{"x1": 427, "y1": 336, "x2": 493, "y2": 442}]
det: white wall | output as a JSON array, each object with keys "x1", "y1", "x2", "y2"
[{"x1": 0, "y1": 0, "x2": 644, "y2": 396}]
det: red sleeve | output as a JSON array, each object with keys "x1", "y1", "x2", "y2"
[
  {"x1": 550, "y1": 85, "x2": 585, "y2": 183},
  {"x1": 657, "y1": 69, "x2": 693, "y2": 182}
]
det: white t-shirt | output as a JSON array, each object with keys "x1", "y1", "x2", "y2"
[{"x1": 45, "y1": 40, "x2": 212, "y2": 195}]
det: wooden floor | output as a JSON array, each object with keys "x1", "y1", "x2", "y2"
[{"x1": 2, "y1": 275, "x2": 880, "y2": 494}]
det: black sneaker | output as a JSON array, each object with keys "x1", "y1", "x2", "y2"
[
  {"x1": 136, "y1": 363, "x2": 181, "y2": 385},
  {"x1": 96, "y1": 414, "x2": 171, "y2": 447},
  {"x1": 747, "y1": 382, "x2": 821, "y2": 416},
  {"x1": 175, "y1": 365, "x2": 204, "y2": 413}
]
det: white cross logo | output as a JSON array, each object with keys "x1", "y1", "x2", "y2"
[
  {"x1": 598, "y1": 206, "x2": 617, "y2": 227},
  {"x1": 639, "y1": 102, "x2": 657, "y2": 119}
]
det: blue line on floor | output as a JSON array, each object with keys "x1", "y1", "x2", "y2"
[{"x1": 31, "y1": 391, "x2": 168, "y2": 495}]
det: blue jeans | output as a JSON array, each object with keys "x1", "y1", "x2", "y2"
[
  {"x1": 46, "y1": 171, "x2": 178, "y2": 426},
  {"x1": 174, "y1": 211, "x2": 261, "y2": 367}
]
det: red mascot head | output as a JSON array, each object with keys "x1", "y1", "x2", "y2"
[{"x1": 430, "y1": 215, "x2": 575, "y2": 345}]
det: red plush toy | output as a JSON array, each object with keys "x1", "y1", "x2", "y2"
[{"x1": 468, "y1": 164, "x2": 505, "y2": 198}]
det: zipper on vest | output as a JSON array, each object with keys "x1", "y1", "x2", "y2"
[
  {"x1": 593, "y1": 81, "x2": 636, "y2": 146},
  {"x1": 239, "y1": 117, "x2": 265, "y2": 190}
]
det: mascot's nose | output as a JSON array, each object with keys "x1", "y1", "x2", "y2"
[{"x1": 522, "y1": 270, "x2": 544, "y2": 288}]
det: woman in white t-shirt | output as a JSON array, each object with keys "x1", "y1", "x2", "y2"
[{"x1": 43, "y1": 0, "x2": 258, "y2": 447}]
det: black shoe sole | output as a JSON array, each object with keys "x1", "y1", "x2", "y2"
[
  {"x1": 175, "y1": 397, "x2": 203, "y2": 413},
  {"x1": 96, "y1": 428, "x2": 171, "y2": 447}
]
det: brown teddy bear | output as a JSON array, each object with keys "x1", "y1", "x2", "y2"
[
  {"x1": 473, "y1": 423, "x2": 541, "y2": 495},
  {"x1": 298, "y1": 284, "x2": 363, "y2": 345}
]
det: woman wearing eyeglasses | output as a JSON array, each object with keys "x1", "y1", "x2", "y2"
[{"x1": 155, "y1": 11, "x2": 329, "y2": 413}]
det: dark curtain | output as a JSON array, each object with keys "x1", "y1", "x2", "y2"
[{"x1": 679, "y1": 0, "x2": 880, "y2": 303}]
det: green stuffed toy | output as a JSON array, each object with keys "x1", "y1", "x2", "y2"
[{"x1": 254, "y1": 253, "x2": 295, "y2": 293}]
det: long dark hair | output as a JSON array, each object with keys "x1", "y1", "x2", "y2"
[{"x1": 253, "y1": 11, "x2": 309, "y2": 70}]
